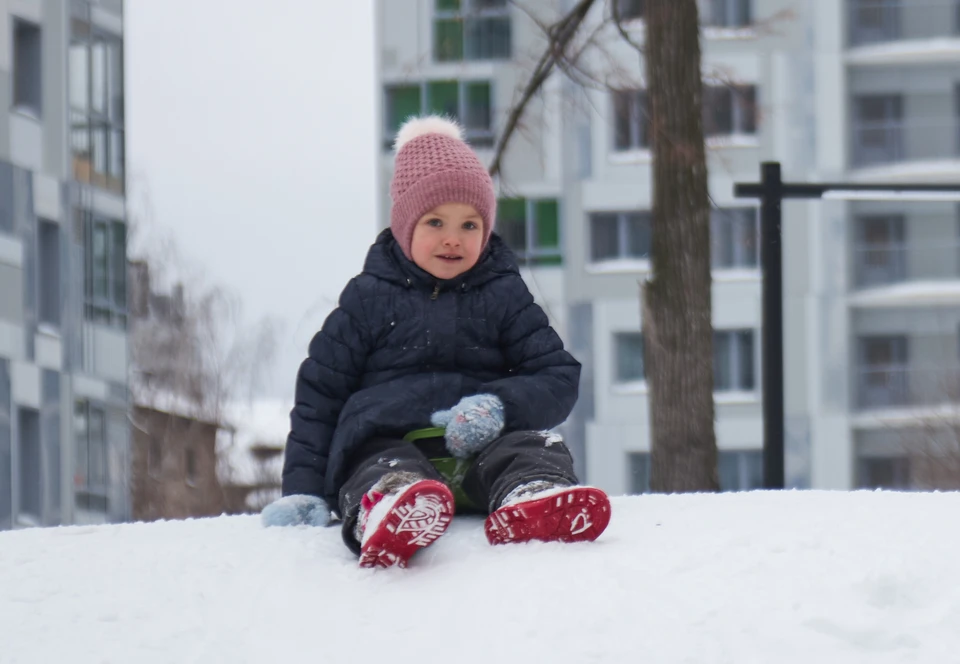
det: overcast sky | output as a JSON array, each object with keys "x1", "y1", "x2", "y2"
[{"x1": 126, "y1": 1, "x2": 377, "y2": 400}]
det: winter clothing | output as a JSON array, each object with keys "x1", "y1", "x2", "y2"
[
  {"x1": 260, "y1": 494, "x2": 331, "y2": 528},
  {"x1": 281, "y1": 228, "x2": 581, "y2": 509},
  {"x1": 390, "y1": 116, "x2": 497, "y2": 259},
  {"x1": 337, "y1": 431, "x2": 580, "y2": 554},
  {"x1": 356, "y1": 478, "x2": 455, "y2": 569},
  {"x1": 484, "y1": 485, "x2": 612, "y2": 546},
  {"x1": 430, "y1": 393, "x2": 505, "y2": 458}
]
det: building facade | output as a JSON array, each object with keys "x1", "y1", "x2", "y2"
[
  {"x1": 1, "y1": 0, "x2": 129, "y2": 529},
  {"x1": 375, "y1": 0, "x2": 960, "y2": 495}
]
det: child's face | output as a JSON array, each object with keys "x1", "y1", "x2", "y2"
[{"x1": 410, "y1": 203, "x2": 484, "y2": 280}]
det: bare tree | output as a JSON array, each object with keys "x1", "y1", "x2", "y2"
[
  {"x1": 126, "y1": 201, "x2": 278, "y2": 517},
  {"x1": 641, "y1": 1, "x2": 717, "y2": 491},
  {"x1": 491, "y1": 0, "x2": 718, "y2": 490}
]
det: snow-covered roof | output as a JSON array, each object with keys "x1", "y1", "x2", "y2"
[
  {"x1": 217, "y1": 398, "x2": 290, "y2": 489},
  {"x1": 3, "y1": 491, "x2": 960, "y2": 662}
]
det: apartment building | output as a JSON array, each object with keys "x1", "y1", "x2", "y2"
[{"x1": 1, "y1": 0, "x2": 129, "y2": 529}]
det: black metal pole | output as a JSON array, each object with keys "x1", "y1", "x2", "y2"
[{"x1": 760, "y1": 162, "x2": 785, "y2": 489}]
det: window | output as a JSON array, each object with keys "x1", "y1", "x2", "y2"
[
  {"x1": 74, "y1": 401, "x2": 109, "y2": 513},
  {"x1": 17, "y1": 408, "x2": 41, "y2": 522},
  {"x1": 714, "y1": 329, "x2": 755, "y2": 392},
  {"x1": 13, "y1": 20, "x2": 42, "y2": 117},
  {"x1": 718, "y1": 450, "x2": 763, "y2": 491},
  {"x1": 712, "y1": 208, "x2": 758, "y2": 269},
  {"x1": 70, "y1": 16, "x2": 124, "y2": 193},
  {"x1": 0, "y1": 360, "x2": 11, "y2": 530},
  {"x1": 703, "y1": 85, "x2": 757, "y2": 137},
  {"x1": 613, "y1": 90, "x2": 649, "y2": 151},
  {"x1": 38, "y1": 221, "x2": 61, "y2": 327},
  {"x1": 854, "y1": 215, "x2": 906, "y2": 287},
  {"x1": 704, "y1": 0, "x2": 752, "y2": 27},
  {"x1": 434, "y1": 0, "x2": 511, "y2": 62},
  {"x1": 629, "y1": 450, "x2": 762, "y2": 494},
  {"x1": 496, "y1": 198, "x2": 561, "y2": 265},
  {"x1": 384, "y1": 80, "x2": 494, "y2": 148},
  {"x1": 852, "y1": 94, "x2": 903, "y2": 167},
  {"x1": 857, "y1": 335, "x2": 908, "y2": 408},
  {"x1": 148, "y1": 438, "x2": 162, "y2": 479},
  {"x1": 590, "y1": 212, "x2": 651, "y2": 262},
  {"x1": 615, "y1": 333, "x2": 645, "y2": 383},
  {"x1": 616, "y1": 85, "x2": 757, "y2": 151},
  {"x1": 80, "y1": 211, "x2": 126, "y2": 327},
  {"x1": 849, "y1": 0, "x2": 900, "y2": 46},
  {"x1": 857, "y1": 456, "x2": 910, "y2": 489},
  {"x1": 185, "y1": 448, "x2": 197, "y2": 486},
  {"x1": 615, "y1": 0, "x2": 645, "y2": 20},
  {"x1": 628, "y1": 452, "x2": 650, "y2": 494}
]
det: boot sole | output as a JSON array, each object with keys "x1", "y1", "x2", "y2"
[
  {"x1": 484, "y1": 486, "x2": 611, "y2": 545},
  {"x1": 358, "y1": 479, "x2": 455, "y2": 568}
]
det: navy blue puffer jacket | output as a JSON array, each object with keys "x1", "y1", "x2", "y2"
[{"x1": 282, "y1": 229, "x2": 581, "y2": 508}]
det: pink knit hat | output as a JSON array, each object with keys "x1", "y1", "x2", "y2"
[{"x1": 390, "y1": 116, "x2": 497, "y2": 260}]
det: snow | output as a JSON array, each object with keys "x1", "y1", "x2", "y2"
[
  {"x1": 3, "y1": 491, "x2": 960, "y2": 663},
  {"x1": 218, "y1": 398, "x2": 289, "y2": 486},
  {"x1": 848, "y1": 160, "x2": 960, "y2": 185}
]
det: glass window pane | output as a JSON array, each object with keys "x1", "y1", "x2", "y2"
[
  {"x1": 534, "y1": 200, "x2": 559, "y2": 249},
  {"x1": 613, "y1": 91, "x2": 633, "y2": 150},
  {"x1": 91, "y1": 125, "x2": 107, "y2": 173},
  {"x1": 69, "y1": 43, "x2": 88, "y2": 111},
  {"x1": 434, "y1": 19, "x2": 464, "y2": 62},
  {"x1": 385, "y1": 86, "x2": 422, "y2": 135},
  {"x1": 92, "y1": 222, "x2": 108, "y2": 300},
  {"x1": 591, "y1": 214, "x2": 620, "y2": 261},
  {"x1": 91, "y1": 41, "x2": 106, "y2": 115},
  {"x1": 629, "y1": 452, "x2": 650, "y2": 494},
  {"x1": 737, "y1": 330, "x2": 755, "y2": 390},
  {"x1": 615, "y1": 332, "x2": 644, "y2": 382},
  {"x1": 465, "y1": 17, "x2": 511, "y2": 60},
  {"x1": 112, "y1": 222, "x2": 126, "y2": 309},
  {"x1": 705, "y1": 86, "x2": 733, "y2": 136},
  {"x1": 737, "y1": 86, "x2": 757, "y2": 134},
  {"x1": 428, "y1": 81, "x2": 460, "y2": 119},
  {"x1": 711, "y1": 209, "x2": 733, "y2": 268},
  {"x1": 497, "y1": 198, "x2": 527, "y2": 255},
  {"x1": 718, "y1": 451, "x2": 740, "y2": 491},
  {"x1": 736, "y1": 209, "x2": 758, "y2": 267},
  {"x1": 437, "y1": 0, "x2": 460, "y2": 10},
  {"x1": 714, "y1": 331, "x2": 731, "y2": 390},
  {"x1": 626, "y1": 212, "x2": 651, "y2": 258},
  {"x1": 744, "y1": 451, "x2": 763, "y2": 489},
  {"x1": 108, "y1": 41, "x2": 123, "y2": 122},
  {"x1": 463, "y1": 82, "x2": 492, "y2": 138},
  {"x1": 88, "y1": 408, "x2": 106, "y2": 486},
  {"x1": 73, "y1": 401, "x2": 87, "y2": 488}
]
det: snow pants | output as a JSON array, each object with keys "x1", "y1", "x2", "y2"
[{"x1": 338, "y1": 430, "x2": 579, "y2": 555}]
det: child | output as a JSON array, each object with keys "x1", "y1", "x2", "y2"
[{"x1": 261, "y1": 116, "x2": 611, "y2": 568}]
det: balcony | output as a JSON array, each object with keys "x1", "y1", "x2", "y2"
[
  {"x1": 857, "y1": 364, "x2": 960, "y2": 410},
  {"x1": 851, "y1": 117, "x2": 960, "y2": 173},
  {"x1": 848, "y1": 0, "x2": 960, "y2": 50}
]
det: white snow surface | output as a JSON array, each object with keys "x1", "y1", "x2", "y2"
[{"x1": 3, "y1": 491, "x2": 960, "y2": 663}]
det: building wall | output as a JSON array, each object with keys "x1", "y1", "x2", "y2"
[
  {"x1": 130, "y1": 407, "x2": 224, "y2": 522},
  {"x1": 0, "y1": 0, "x2": 129, "y2": 530}
]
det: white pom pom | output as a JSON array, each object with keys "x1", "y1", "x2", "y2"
[{"x1": 394, "y1": 115, "x2": 465, "y2": 152}]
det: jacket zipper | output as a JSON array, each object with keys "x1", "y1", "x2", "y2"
[{"x1": 430, "y1": 283, "x2": 440, "y2": 300}]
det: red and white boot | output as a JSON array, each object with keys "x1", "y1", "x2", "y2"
[
  {"x1": 357, "y1": 479, "x2": 455, "y2": 568},
  {"x1": 484, "y1": 482, "x2": 611, "y2": 545}
]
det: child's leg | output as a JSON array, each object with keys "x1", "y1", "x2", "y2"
[
  {"x1": 460, "y1": 431, "x2": 580, "y2": 512},
  {"x1": 462, "y1": 431, "x2": 610, "y2": 545},
  {"x1": 338, "y1": 437, "x2": 453, "y2": 567}
]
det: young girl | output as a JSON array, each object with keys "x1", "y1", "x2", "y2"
[{"x1": 261, "y1": 116, "x2": 611, "y2": 568}]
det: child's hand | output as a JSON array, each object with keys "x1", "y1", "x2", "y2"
[
  {"x1": 431, "y1": 394, "x2": 505, "y2": 458},
  {"x1": 261, "y1": 494, "x2": 332, "y2": 527}
]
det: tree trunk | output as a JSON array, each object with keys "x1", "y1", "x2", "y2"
[{"x1": 643, "y1": 0, "x2": 718, "y2": 492}]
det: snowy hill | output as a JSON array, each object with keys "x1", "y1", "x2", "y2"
[{"x1": 3, "y1": 491, "x2": 960, "y2": 664}]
